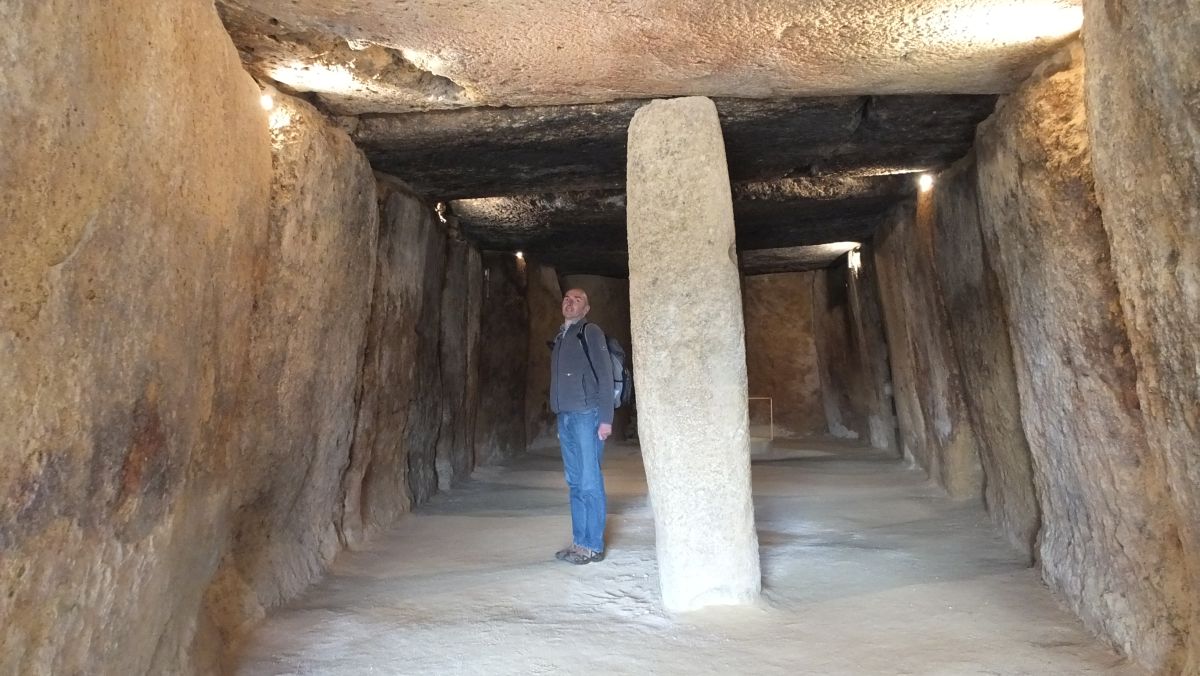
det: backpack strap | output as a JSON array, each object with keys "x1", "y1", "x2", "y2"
[{"x1": 576, "y1": 320, "x2": 599, "y2": 382}]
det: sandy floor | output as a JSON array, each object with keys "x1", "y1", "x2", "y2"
[{"x1": 236, "y1": 440, "x2": 1144, "y2": 675}]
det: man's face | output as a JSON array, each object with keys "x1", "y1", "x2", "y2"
[{"x1": 562, "y1": 289, "x2": 589, "y2": 321}]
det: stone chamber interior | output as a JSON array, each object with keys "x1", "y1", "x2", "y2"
[{"x1": 1, "y1": 1, "x2": 1197, "y2": 674}]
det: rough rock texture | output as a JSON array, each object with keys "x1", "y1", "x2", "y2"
[
  {"x1": 230, "y1": 0, "x2": 1079, "y2": 108},
  {"x1": 626, "y1": 97, "x2": 760, "y2": 611},
  {"x1": 450, "y1": 174, "x2": 926, "y2": 277},
  {"x1": 435, "y1": 226, "x2": 483, "y2": 490},
  {"x1": 930, "y1": 155, "x2": 1039, "y2": 562},
  {"x1": 843, "y1": 245, "x2": 898, "y2": 452},
  {"x1": 812, "y1": 264, "x2": 869, "y2": 440},
  {"x1": 561, "y1": 274, "x2": 635, "y2": 442},
  {"x1": 740, "y1": 242, "x2": 861, "y2": 275},
  {"x1": 217, "y1": 1, "x2": 471, "y2": 115},
  {"x1": 974, "y1": 43, "x2": 1189, "y2": 671},
  {"x1": 200, "y1": 94, "x2": 378, "y2": 667},
  {"x1": 475, "y1": 254, "x2": 529, "y2": 465},
  {"x1": 874, "y1": 201, "x2": 983, "y2": 499},
  {"x1": 0, "y1": 2, "x2": 271, "y2": 673},
  {"x1": 742, "y1": 273, "x2": 825, "y2": 438},
  {"x1": 339, "y1": 176, "x2": 446, "y2": 545},
  {"x1": 1083, "y1": 3, "x2": 1200, "y2": 670},
  {"x1": 524, "y1": 262, "x2": 564, "y2": 451},
  {"x1": 358, "y1": 96, "x2": 994, "y2": 199}
]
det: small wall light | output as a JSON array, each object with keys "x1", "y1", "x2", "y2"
[
  {"x1": 515, "y1": 251, "x2": 524, "y2": 260},
  {"x1": 848, "y1": 248, "x2": 862, "y2": 273},
  {"x1": 918, "y1": 174, "x2": 934, "y2": 192}
]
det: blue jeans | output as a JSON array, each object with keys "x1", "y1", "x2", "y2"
[{"x1": 557, "y1": 408, "x2": 607, "y2": 552}]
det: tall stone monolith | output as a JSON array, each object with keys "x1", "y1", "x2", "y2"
[{"x1": 626, "y1": 97, "x2": 761, "y2": 611}]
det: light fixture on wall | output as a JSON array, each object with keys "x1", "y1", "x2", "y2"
[
  {"x1": 918, "y1": 173, "x2": 935, "y2": 192},
  {"x1": 848, "y1": 248, "x2": 862, "y2": 273},
  {"x1": 515, "y1": 251, "x2": 524, "y2": 260}
]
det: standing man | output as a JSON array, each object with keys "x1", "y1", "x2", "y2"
[{"x1": 550, "y1": 288, "x2": 614, "y2": 565}]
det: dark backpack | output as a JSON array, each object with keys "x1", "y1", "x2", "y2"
[{"x1": 578, "y1": 321, "x2": 633, "y2": 409}]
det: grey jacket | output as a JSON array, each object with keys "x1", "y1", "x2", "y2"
[{"x1": 549, "y1": 319, "x2": 615, "y2": 425}]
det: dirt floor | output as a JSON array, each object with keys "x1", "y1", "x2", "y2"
[{"x1": 235, "y1": 440, "x2": 1144, "y2": 675}]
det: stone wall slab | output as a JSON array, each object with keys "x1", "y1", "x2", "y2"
[
  {"x1": 1083, "y1": 3, "x2": 1200, "y2": 669},
  {"x1": 974, "y1": 42, "x2": 1188, "y2": 670},
  {"x1": 931, "y1": 154, "x2": 1039, "y2": 561},
  {"x1": 743, "y1": 273, "x2": 826, "y2": 438},
  {"x1": 0, "y1": 1, "x2": 271, "y2": 672}
]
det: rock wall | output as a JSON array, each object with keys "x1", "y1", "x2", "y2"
[
  {"x1": 930, "y1": 155, "x2": 1039, "y2": 561},
  {"x1": 199, "y1": 95, "x2": 379, "y2": 667},
  {"x1": 742, "y1": 273, "x2": 826, "y2": 438},
  {"x1": 561, "y1": 274, "x2": 635, "y2": 441},
  {"x1": 974, "y1": 42, "x2": 1190, "y2": 671},
  {"x1": 524, "y1": 261, "x2": 562, "y2": 450},
  {"x1": 476, "y1": 253, "x2": 530, "y2": 464},
  {"x1": 436, "y1": 226, "x2": 483, "y2": 490},
  {"x1": 0, "y1": 4, "x2": 490, "y2": 669},
  {"x1": 1083, "y1": 3, "x2": 1200, "y2": 670},
  {"x1": 0, "y1": 1, "x2": 272, "y2": 673},
  {"x1": 843, "y1": 244, "x2": 898, "y2": 452},
  {"x1": 874, "y1": 202, "x2": 983, "y2": 498},
  {"x1": 812, "y1": 264, "x2": 869, "y2": 440},
  {"x1": 341, "y1": 176, "x2": 447, "y2": 542}
]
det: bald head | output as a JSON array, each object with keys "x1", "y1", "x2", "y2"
[{"x1": 562, "y1": 288, "x2": 590, "y2": 322}]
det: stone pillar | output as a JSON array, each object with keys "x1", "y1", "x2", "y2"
[{"x1": 626, "y1": 97, "x2": 761, "y2": 611}]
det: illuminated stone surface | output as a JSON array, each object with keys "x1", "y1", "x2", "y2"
[
  {"x1": 221, "y1": 0, "x2": 1081, "y2": 110},
  {"x1": 626, "y1": 97, "x2": 760, "y2": 611}
]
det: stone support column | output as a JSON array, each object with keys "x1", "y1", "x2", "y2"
[{"x1": 625, "y1": 97, "x2": 761, "y2": 611}]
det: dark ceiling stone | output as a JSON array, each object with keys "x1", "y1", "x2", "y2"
[
  {"x1": 351, "y1": 101, "x2": 641, "y2": 199},
  {"x1": 452, "y1": 175, "x2": 913, "y2": 277},
  {"x1": 353, "y1": 94, "x2": 994, "y2": 200},
  {"x1": 740, "y1": 244, "x2": 860, "y2": 276}
]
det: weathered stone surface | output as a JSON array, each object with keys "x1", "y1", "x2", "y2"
[
  {"x1": 974, "y1": 43, "x2": 1189, "y2": 670},
  {"x1": 524, "y1": 261, "x2": 563, "y2": 450},
  {"x1": 561, "y1": 275, "x2": 635, "y2": 442},
  {"x1": 229, "y1": 0, "x2": 1078, "y2": 109},
  {"x1": 843, "y1": 244, "x2": 898, "y2": 452},
  {"x1": 452, "y1": 175, "x2": 921, "y2": 277},
  {"x1": 1083, "y1": 3, "x2": 1200, "y2": 670},
  {"x1": 217, "y1": 1, "x2": 471, "y2": 115},
  {"x1": 435, "y1": 228, "x2": 483, "y2": 490},
  {"x1": 626, "y1": 97, "x2": 760, "y2": 611},
  {"x1": 740, "y1": 243, "x2": 861, "y2": 275},
  {"x1": 812, "y1": 264, "x2": 869, "y2": 440},
  {"x1": 930, "y1": 154, "x2": 1039, "y2": 561},
  {"x1": 356, "y1": 96, "x2": 993, "y2": 199},
  {"x1": 742, "y1": 273, "x2": 825, "y2": 438},
  {"x1": 874, "y1": 201, "x2": 983, "y2": 498},
  {"x1": 200, "y1": 94, "x2": 378, "y2": 665},
  {"x1": 340, "y1": 176, "x2": 445, "y2": 544},
  {"x1": 0, "y1": 2, "x2": 271, "y2": 672},
  {"x1": 475, "y1": 254, "x2": 529, "y2": 465}
]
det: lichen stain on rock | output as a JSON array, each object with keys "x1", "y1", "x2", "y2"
[
  {"x1": 86, "y1": 381, "x2": 178, "y2": 543},
  {"x1": 1, "y1": 450, "x2": 72, "y2": 551}
]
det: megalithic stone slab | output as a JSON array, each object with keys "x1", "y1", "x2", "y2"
[{"x1": 625, "y1": 97, "x2": 762, "y2": 612}]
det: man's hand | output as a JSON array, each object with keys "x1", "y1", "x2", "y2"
[{"x1": 598, "y1": 423, "x2": 612, "y2": 441}]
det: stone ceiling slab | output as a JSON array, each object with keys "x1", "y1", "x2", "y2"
[
  {"x1": 741, "y1": 243, "x2": 862, "y2": 275},
  {"x1": 351, "y1": 95, "x2": 993, "y2": 199},
  {"x1": 453, "y1": 176, "x2": 911, "y2": 276},
  {"x1": 225, "y1": 0, "x2": 1081, "y2": 111}
]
